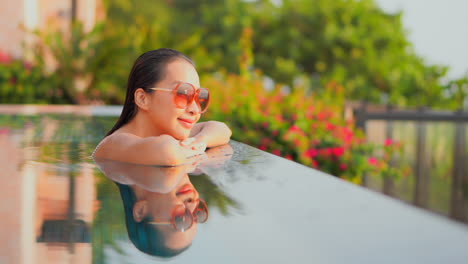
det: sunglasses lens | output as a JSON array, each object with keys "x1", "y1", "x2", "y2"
[
  {"x1": 197, "y1": 88, "x2": 210, "y2": 112},
  {"x1": 173, "y1": 207, "x2": 193, "y2": 232},
  {"x1": 175, "y1": 83, "x2": 195, "y2": 109},
  {"x1": 195, "y1": 200, "x2": 209, "y2": 223}
]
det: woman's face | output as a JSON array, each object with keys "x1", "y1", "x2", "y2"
[
  {"x1": 146, "y1": 59, "x2": 202, "y2": 140},
  {"x1": 145, "y1": 174, "x2": 200, "y2": 248}
]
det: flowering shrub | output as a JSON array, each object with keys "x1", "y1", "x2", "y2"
[
  {"x1": 0, "y1": 50, "x2": 62, "y2": 104},
  {"x1": 201, "y1": 72, "x2": 405, "y2": 182}
]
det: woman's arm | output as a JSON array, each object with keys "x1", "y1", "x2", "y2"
[
  {"x1": 93, "y1": 133, "x2": 203, "y2": 166},
  {"x1": 188, "y1": 121, "x2": 232, "y2": 148}
]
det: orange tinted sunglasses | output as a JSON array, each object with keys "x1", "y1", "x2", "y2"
[
  {"x1": 147, "y1": 82, "x2": 210, "y2": 113},
  {"x1": 147, "y1": 199, "x2": 209, "y2": 232}
]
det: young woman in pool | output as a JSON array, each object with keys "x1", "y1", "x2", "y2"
[{"x1": 93, "y1": 48, "x2": 232, "y2": 165}]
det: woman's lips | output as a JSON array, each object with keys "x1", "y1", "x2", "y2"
[
  {"x1": 176, "y1": 184, "x2": 194, "y2": 195},
  {"x1": 178, "y1": 118, "x2": 195, "y2": 129}
]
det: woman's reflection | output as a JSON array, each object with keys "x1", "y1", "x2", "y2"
[{"x1": 95, "y1": 160, "x2": 206, "y2": 258}]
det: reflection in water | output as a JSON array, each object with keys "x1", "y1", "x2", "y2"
[
  {"x1": 94, "y1": 145, "x2": 234, "y2": 258},
  {"x1": 95, "y1": 160, "x2": 200, "y2": 258}
]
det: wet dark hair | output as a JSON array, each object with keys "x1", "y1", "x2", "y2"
[
  {"x1": 106, "y1": 48, "x2": 194, "y2": 136},
  {"x1": 116, "y1": 182, "x2": 191, "y2": 257}
]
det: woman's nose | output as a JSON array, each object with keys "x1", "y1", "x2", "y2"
[
  {"x1": 186, "y1": 98, "x2": 201, "y2": 114},
  {"x1": 184, "y1": 199, "x2": 197, "y2": 213}
]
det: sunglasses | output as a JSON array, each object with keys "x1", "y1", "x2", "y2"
[
  {"x1": 147, "y1": 199, "x2": 209, "y2": 232},
  {"x1": 147, "y1": 82, "x2": 210, "y2": 113}
]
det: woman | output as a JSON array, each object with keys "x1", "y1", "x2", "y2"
[{"x1": 93, "y1": 48, "x2": 232, "y2": 165}]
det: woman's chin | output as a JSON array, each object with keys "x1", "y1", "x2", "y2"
[{"x1": 173, "y1": 130, "x2": 191, "y2": 141}]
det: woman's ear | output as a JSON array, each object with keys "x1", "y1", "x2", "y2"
[
  {"x1": 133, "y1": 200, "x2": 148, "y2": 222},
  {"x1": 134, "y1": 88, "x2": 150, "y2": 111}
]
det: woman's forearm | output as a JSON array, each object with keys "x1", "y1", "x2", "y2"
[{"x1": 191, "y1": 121, "x2": 232, "y2": 148}]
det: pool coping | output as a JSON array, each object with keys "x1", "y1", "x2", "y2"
[{"x1": 0, "y1": 104, "x2": 123, "y2": 116}]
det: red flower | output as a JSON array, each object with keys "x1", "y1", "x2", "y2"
[
  {"x1": 326, "y1": 123, "x2": 336, "y2": 131},
  {"x1": 317, "y1": 112, "x2": 327, "y2": 120},
  {"x1": 305, "y1": 148, "x2": 318, "y2": 158},
  {"x1": 289, "y1": 125, "x2": 301, "y2": 133},
  {"x1": 384, "y1": 138, "x2": 393, "y2": 146},
  {"x1": 344, "y1": 133, "x2": 354, "y2": 144},
  {"x1": 259, "y1": 145, "x2": 267, "y2": 151},
  {"x1": 0, "y1": 51, "x2": 12, "y2": 64},
  {"x1": 285, "y1": 154, "x2": 293, "y2": 160},
  {"x1": 340, "y1": 164, "x2": 347, "y2": 170},
  {"x1": 332, "y1": 147, "x2": 345, "y2": 157},
  {"x1": 368, "y1": 157, "x2": 379, "y2": 166},
  {"x1": 312, "y1": 160, "x2": 319, "y2": 168},
  {"x1": 272, "y1": 149, "x2": 281, "y2": 156}
]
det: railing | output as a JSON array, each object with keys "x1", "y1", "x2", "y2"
[{"x1": 353, "y1": 103, "x2": 468, "y2": 222}]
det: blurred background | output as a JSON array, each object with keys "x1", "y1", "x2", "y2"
[
  {"x1": 0, "y1": 0, "x2": 467, "y2": 226},
  {"x1": 1, "y1": 1, "x2": 468, "y2": 263}
]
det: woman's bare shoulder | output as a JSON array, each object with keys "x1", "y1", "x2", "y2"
[
  {"x1": 92, "y1": 132, "x2": 146, "y2": 161},
  {"x1": 92, "y1": 132, "x2": 183, "y2": 165}
]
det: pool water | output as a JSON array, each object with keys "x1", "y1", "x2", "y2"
[{"x1": 1, "y1": 114, "x2": 468, "y2": 264}]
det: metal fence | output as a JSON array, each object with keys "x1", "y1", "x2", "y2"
[{"x1": 353, "y1": 103, "x2": 468, "y2": 223}]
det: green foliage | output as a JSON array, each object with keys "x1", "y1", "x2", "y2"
[
  {"x1": 0, "y1": 57, "x2": 60, "y2": 104},
  {"x1": 249, "y1": 0, "x2": 449, "y2": 107},
  {"x1": 1, "y1": 0, "x2": 462, "y2": 108},
  {"x1": 201, "y1": 72, "x2": 406, "y2": 182},
  {"x1": 32, "y1": 22, "x2": 121, "y2": 104},
  {"x1": 444, "y1": 74, "x2": 468, "y2": 110}
]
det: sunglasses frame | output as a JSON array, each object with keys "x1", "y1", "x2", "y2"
[
  {"x1": 147, "y1": 199, "x2": 209, "y2": 232},
  {"x1": 147, "y1": 82, "x2": 210, "y2": 113}
]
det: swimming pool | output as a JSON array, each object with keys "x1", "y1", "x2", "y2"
[{"x1": 1, "y1": 108, "x2": 468, "y2": 264}]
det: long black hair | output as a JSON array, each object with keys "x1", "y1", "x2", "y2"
[
  {"x1": 116, "y1": 182, "x2": 191, "y2": 257},
  {"x1": 106, "y1": 48, "x2": 194, "y2": 136}
]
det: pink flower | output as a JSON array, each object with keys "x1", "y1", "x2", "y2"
[
  {"x1": 289, "y1": 125, "x2": 301, "y2": 133},
  {"x1": 317, "y1": 112, "x2": 327, "y2": 120},
  {"x1": 0, "y1": 51, "x2": 12, "y2": 64},
  {"x1": 272, "y1": 149, "x2": 281, "y2": 156},
  {"x1": 332, "y1": 147, "x2": 345, "y2": 157},
  {"x1": 368, "y1": 157, "x2": 379, "y2": 166},
  {"x1": 305, "y1": 148, "x2": 318, "y2": 158},
  {"x1": 326, "y1": 123, "x2": 335, "y2": 131},
  {"x1": 384, "y1": 138, "x2": 393, "y2": 146},
  {"x1": 340, "y1": 164, "x2": 347, "y2": 170},
  {"x1": 312, "y1": 160, "x2": 319, "y2": 168},
  {"x1": 344, "y1": 133, "x2": 354, "y2": 144}
]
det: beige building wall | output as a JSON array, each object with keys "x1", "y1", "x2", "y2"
[
  {"x1": 0, "y1": 0, "x2": 25, "y2": 57},
  {"x1": 0, "y1": 0, "x2": 104, "y2": 59}
]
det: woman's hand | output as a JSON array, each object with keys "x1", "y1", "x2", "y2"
[{"x1": 180, "y1": 136, "x2": 207, "y2": 155}]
